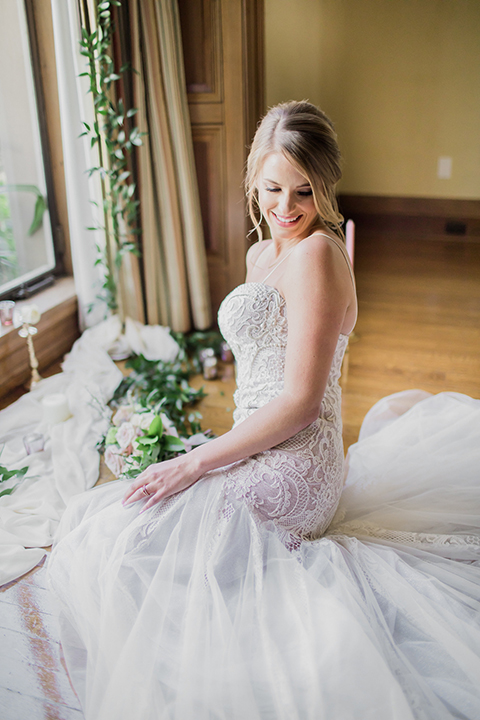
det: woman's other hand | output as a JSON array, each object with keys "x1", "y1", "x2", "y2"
[{"x1": 122, "y1": 453, "x2": 201, "y2": 512}]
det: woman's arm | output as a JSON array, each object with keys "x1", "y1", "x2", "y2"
[{"x1": 123, "y1": 235, "x2": 355, "y2": 511}]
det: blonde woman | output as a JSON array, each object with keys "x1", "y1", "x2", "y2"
[{"x1": 50, "y1": 102, "x2": 480, "y2": 720}]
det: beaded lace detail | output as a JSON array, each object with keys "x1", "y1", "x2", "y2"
[{"x1": 218, "y1": 282, "x2": 349, "y2": 549}]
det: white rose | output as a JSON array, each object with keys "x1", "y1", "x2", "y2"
[
  {"x1": 20, "y1": 304, "x2": 41, "y2": 325},
  {"x1": 104, "y1": 445, "x2": 125, "y2": 477},
  {"x1": 131, "y1": 412, "x2": 155, "y2": 429},
  {"x1": 138, "y1": 412, "x2": 157, "y2": 431},
  {"x1": 116, "y1": 422, "x2": 137, "y2": 451}
]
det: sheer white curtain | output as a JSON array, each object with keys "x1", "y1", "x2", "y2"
[{"x1": 50, "y1": 0, "x2": 107, "y2": 329}]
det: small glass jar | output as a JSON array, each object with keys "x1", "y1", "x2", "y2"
[
  {"x1": 0, "y1": 300, "x2": 15, "y2": 326},
  {"x1": 23, "y1": 432, "x2": 45, "y2": 455},
  {"x1": 220, "y1": 342, "x2": 234, "y2": 363},
  {"x1": 203, "y1": 356, "x2": 218, "y2": 380},
  {"x1": 199, "y1": 347, "x2": 215, "y2": 364}
]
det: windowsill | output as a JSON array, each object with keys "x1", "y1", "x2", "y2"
[
  {"x1": 0, "y1": 276, "x2": 76, "y2": 339},
  {"x1": 0, "y1": 276, "x2": 80, "y2": 398}
]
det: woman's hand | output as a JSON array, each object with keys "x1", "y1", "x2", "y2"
[{"x1": 122, "y1": 453, "x2": 202, "y2": 513}]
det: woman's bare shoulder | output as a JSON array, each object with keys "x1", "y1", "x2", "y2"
[
  {"x1": 289, "y1": 231, "x2": 346, "y2": 273},
  {"x1": 246, "y1": 239, "x2": 272, "y2": 270}
]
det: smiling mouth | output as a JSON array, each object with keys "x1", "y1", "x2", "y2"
[{"x1": 272, "y1": 213, "x2": 301, "y2": 224}]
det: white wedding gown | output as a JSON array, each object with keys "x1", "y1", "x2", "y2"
[{"x1": 49, "y1": 281, "x2": 480, "y2": 720}]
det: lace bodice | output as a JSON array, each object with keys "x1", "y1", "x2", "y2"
[
  {"x1": 217, "y1": 282, "x2": 349, "y2": 546},
  {"x1": 219, "y1": 282, "x2": 347, "y2": 424}
]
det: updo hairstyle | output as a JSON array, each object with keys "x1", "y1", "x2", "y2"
[{"x1": 245, "y1": 101, "x2": 344, "y2": 240}]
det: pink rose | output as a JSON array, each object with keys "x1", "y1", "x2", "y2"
[
  {"x1": 104, "y1": 445, "x2": 125, "y2": 477},
  {"x1": 116, "y1": 422, "x2": 137, "y2": 451}
]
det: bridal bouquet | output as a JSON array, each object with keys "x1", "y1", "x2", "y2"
[
  {"x1": 104, "y1": 404, "x2": 211, "y2": 480},
  {"x1": 101, "y1": 334, "x2": 223, "y2": 480}
]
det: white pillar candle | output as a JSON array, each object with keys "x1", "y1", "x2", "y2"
[{"x1": 42, "y1": 393, "x2": 71, "y2": 424}]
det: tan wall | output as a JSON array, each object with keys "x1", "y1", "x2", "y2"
[{"x1": 265, "y1": 0, "x2": 480, "y2": 199}]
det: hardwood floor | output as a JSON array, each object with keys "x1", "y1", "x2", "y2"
[
  {"x1": 341, "y1": 231, "x2": 480, "y2": 449},
  {"x1": 1, "y1": 231, "x2": 479, "y2": 719}
]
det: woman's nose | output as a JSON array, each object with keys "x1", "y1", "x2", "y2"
[{"x1": 278, "y1": 192, "x2": 296, "y2": 214}]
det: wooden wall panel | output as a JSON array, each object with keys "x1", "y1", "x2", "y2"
[
  {"x1": 339, "y1": 195, "x2": 480, "y2": 241},
  {"x1": 179, "y1": 0, "x2": 264, "y2": 318},
  {"x1": 192, "y1": 127, "x2": 226, "y2": 257},
  {"x1": 178, "y1": 0, "x2": 222, "y2": 101}
]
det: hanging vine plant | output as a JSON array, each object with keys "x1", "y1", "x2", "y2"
[{"x1": 79, "y1": 0, "x2": 143, "y2": 318}]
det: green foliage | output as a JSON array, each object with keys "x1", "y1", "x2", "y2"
[
  {"x1": 171, "y1": 329, "x2": 225, "y2": 373},
  {"x1": 0, "y1": 184, "x2": 47, "y2": 284},
  {"x1": 121, "y1": 412, "x2": 191, "y2": 480},
  {"x1": 0, "y1": 461, "x2": 28, "y2": 498},
  {"x1": 0, "y1": 192, "x2": 17, "y2": 285},
  {"x1": 100, "y1": 329, "x2": 224, "y2": 479},
  {"x1": 79, "y1": 0, "x2": 144, "y2": 315},
  {"x1": 111, "y1": 353, "x2": 206, "y2": 437}
]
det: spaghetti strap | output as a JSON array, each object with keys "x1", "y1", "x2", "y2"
[
  {"x1": 260, "y1": 232, "x2": 356, "y2": 294},
  {"x1": 261, "y1": 245, "x2": 297, "y2": 284}
]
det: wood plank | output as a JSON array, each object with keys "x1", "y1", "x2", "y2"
[
  {"x1": 0, "y1": 564, "x2": 83, "y2": 720},
  {"x1": 0, "y1": 687, "x2": 83, "y2": 720}
]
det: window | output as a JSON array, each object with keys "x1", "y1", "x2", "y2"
[{"x1": 0, "y1": 0, "x2": 61, "y2": 300}]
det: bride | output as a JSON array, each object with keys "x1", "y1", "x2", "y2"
[{"x1": 49, "y1": 101, "x2": 480, "y2": 720}]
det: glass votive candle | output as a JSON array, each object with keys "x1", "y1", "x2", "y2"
[
  {"x1": 221, "y1": 342, "x2": 234, "y2": 363},
  {"x1": 0, "y1": 300, "x2": 15, "y2": 326},
  {"x1": 23, "y1": 432, "x2": 45, "y2": 455},
  {"x1": 203, "y1": 356, "x2": 218, "y2": 380},
  {"x1": 199, "y1": 347, "x2": 215, "y2": 364}
]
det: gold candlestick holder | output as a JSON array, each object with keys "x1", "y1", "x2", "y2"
[{"x1": 18, "y1": 323, "x2": 42, "y2": 389}]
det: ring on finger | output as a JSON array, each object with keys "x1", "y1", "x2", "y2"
[{"x1": 142, "y1": 484, "x2": 150, "y2": 497}]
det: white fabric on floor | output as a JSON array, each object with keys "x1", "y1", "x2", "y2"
[{"x1": 0, "y1": 316, "x2": 179, "y2": 585}]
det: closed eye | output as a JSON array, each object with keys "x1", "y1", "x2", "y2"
[{"x1": 265, "y1": 187, "x2": 312, "y2": 196}]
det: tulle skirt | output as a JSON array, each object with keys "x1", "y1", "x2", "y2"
[{"x1": 49, "y1": 390, "x2": 480, "y2": 720}]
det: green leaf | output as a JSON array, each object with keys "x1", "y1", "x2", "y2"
[
  {"x1": 147, "y1": 415, "x2": 163, "y2": 438},
  {"x1": 28, "y1": 194, "x2": 47, "y2": 235},
  {"x1": 164, "y1": 436, "x2": 185, "y2": 452},
  {"x1": 0, "y1": 487, "x2": 15, "y2": 498},
  {"x1": 105, "y1": 426, "x2": 118, "y2": 445},
  {"x1": 136, "y1": 436, "x2": 157, "y2": 446},
  {"x1": 0, "y1": 468, "x2": 17, "y2": 482}
]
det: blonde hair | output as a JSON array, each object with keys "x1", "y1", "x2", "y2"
[{"x1": 245, "y1": 101, "x2": 344, "y2": 241}]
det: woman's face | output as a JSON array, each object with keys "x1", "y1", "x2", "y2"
[{"x1": 257, "y1": 153, "x2": 318, "y2": 243}]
